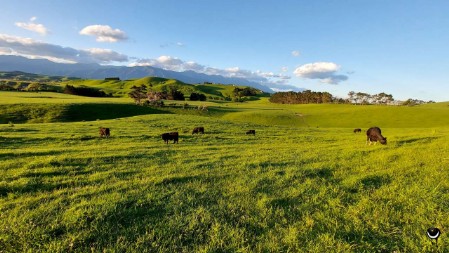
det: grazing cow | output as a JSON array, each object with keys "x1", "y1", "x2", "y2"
[
  {"x1": 99, "y1": 127, "x2": 110, "y2": 138},
  {"x1": 353, "y1": 128, "x2": 362, "y2": 133},
  {"x1": 366, "y1": 127, "x2": 387, "y2": 145},
  {"x1": 192, "y1": 126, "x2": 205, "y2": 134},
  {"x1": 246, "y1": 130, "x2": 256, "y2": 135},
  {"x1": 162, "y1": 132, "x2": 179, "y2": 144}
]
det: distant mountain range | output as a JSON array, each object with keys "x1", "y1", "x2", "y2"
[{"x1": 0, "y1": 55, "x2": 273, "y2": 92}]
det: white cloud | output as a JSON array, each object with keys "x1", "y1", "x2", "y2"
[
  {"x1": 0, "y1": 34, "x2": 128, "y2": 64},
  {"x1": 281, "y1": 67, "x2": 288, "y2": 72},
  {"x1": 79, "y1": 25, "x2": 128, "y2": 42},
  {"x1": 293, "y1": 62, "x2": 348, "y2": 84},
  {"x1": 291, "y1": 50, "x2": 300, "y2": 57},
  {"x1": 15, "y1": 17, "x2": 49, "y2": 35}
]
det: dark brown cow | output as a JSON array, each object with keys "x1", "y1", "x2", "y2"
[
  {"x1": 366, "y1": 127, "x2": 387, "y2": 145},
  {"x1": 353, "y1": 128, "x2": 362, "y2": 133},
  {"x1": 99, "y1": 127, "x2": 110, "y2": 138},
  {"x1": 246, "y1": 130, "x2": 256, "y2": 135},
  {"x1": 192, "y1": 127, "x2": 205, "y2": 134},
  {"x1": 162, "y1": 132, "x2": 179, "y2": 144}
]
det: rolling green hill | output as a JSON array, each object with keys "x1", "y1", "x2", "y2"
[
  {"x1": 2, "y1": 91, "x2": 449, "y2": 128},
  {"x1": 0, "y1": 71, "x2": 266, "y2": 100}
]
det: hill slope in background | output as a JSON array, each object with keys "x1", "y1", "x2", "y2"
[
  {"x1": 0, "y1": 55, "x2": 273, "y2": 92},
  {"x1": 0, "y1": 71, "x2": 267, "y2": 99},
  {"x1": 2, "y1": 90, "x2": 449, "y2": 128}
]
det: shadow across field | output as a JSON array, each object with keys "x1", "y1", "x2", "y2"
[
  {"x1": 0, "y1": 180, "x2": 72, "y2": 197},
  {"x1": 337, "y1": 229, "x2": 402, "y2": 252},
  {"x1": 0, "y1": 149, "x2": 67, "y2": 160},
  {"x1": 0, "y1": 128, "x2": 38, "y2": 133},
  {"x1": 157, "y1": 175, "x2": 204, "y2": 186},
  {"x1": 302, "y1": 167, "x2": 334, "y2": 180},
  {"x1": 195, "y1": 85, "x2": 224, "y2": 97},
  {"x1": 60, "y1": 103, "x2": 168, "y2": 122}
]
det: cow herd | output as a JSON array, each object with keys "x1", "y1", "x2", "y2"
[
  {"x1": 99, "y1": 126, "x2": 254, "y2": 144},
  {"x1": 100, "y1": 125, "x2": 386, "y2": 145}
]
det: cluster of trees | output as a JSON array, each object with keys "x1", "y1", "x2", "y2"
[
  {"x1": 63, "y1": 85, "x2": 111, "y2": 97},
  {"x1": 347, "y1": 91, "x2": 434, "y2": 105},
  {"x1": 233, "y1": 87, "x2": 259, "y2": 97},
  {"x1": 128, "y1": 85, "x2": 189, "y2": 107},
  {"x1": 269, "y1": 90, "x2": 435, "y2": 106},
  {"x1": 189, "y1": 92, "x2": 207, "y2": 101},
  {"x1": 232, "y1": 87, "x2": 261, "y2": 102},
  {"x1": 269, "y1": 90, "x2": 335, "y2": 104},
  {"x1": 347, "y1": 91, "x2": 394, "y2": 105}
]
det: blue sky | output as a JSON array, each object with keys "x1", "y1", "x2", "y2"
[{"x1": 1, "y1": 0, "x2": 448, "y2": 101}]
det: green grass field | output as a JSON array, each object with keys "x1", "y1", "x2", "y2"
[{"x1": 1, "y1": 91, "x2": 449, "y2": 252}]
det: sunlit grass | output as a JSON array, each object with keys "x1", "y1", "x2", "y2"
[{"x1": 1, "y1": 113, "x2": 449, "y2": 252}]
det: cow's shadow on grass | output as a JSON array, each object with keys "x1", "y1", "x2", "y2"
[
  {"x1": 344, "y1": 174, "x2": 392, "y2": 198},
  {"x1": 396, "y1": 136, "x2": 438, "y2": 146}
]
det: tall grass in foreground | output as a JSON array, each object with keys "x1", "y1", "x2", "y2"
[{"x1": 1, "y1": 114, "x2": 449, "y2": 252}]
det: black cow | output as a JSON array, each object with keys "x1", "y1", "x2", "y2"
[
  {"x1": 366, "y1": 127, "x2": 387, "y2": 145},
  {"x1": 246, "y1": 130, "x2": 256, "y2": 135},
  {"x1": 353, "y1": 128, "x2": 362, "y2": 133},
  {"x1": 99, "y1": 127, "x2": 110, "y2": 138},
  {"x1": 192, "y1": 127, "x2": 205, "y2": 134},
  {"x1": 162, "y1": 132, "x2": 179, "y2": 144}
]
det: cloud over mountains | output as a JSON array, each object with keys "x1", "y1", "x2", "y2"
[
  {"x1": 293, "y1": 62, "x2": 348, "y2": 84},
  {"x1": 0, "y1": 34, "x2": 128, "y2": 64},
  {"x1": 0, "y1": 32, "x2": 318, "y2": 92},
  {"x1": 79, "y1": 25, "x2": 128, "y2": 42}
]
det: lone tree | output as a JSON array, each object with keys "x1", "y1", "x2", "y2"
[
  {"x1": 146, "y1": 90, "x2": 166, "y2": 107},
  {"x1": 128, "y1": 85, "x2": 148, "y2": 105}
]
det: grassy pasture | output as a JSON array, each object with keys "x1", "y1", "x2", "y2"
[{"x1": 1, "y1": 92, "x2": 449, "y2": 252}]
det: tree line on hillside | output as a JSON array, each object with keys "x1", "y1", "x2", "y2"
[
  {"x1": 0, "y1": 81, "x2": 59, "y2": 92},
  {"x1": 347, "y1": 91, "x2": 434, "y2": 105},
  {"x1": 269, "y1": 90, "x2": 435, "y2": 106},
  {"x1": 347, "y1": 91, "x2": 394, "y2": 105},
  {"x1": 269, "y1": 90, "x2": 336, "y2": 104},
  {"x1": 128, "y1": 84, "x2": 205, "y2": 107},
  {"x1": 232, "y1": 87, "x2": 261, "y2": 102},
  {"x1": 129, "y1": 84, "x2": 262, "y2": 106}
]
